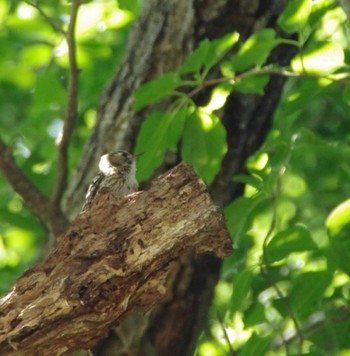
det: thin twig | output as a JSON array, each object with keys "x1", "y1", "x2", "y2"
[
  {"x1": 273, "y1": 306, "x2": 350, "y2": 350},
  {"x1": 51, "y1": 0, "x2": 82, "y2": 208},
  {"x1": 217, "y1": 311, "x2": 237, "y2": 356},
  {"x1": 184, "y1": 67, "x2": 338, "y2": 99},
  {"x1": 260, "y1": 165, "x2": 304, "y2": 355},
  {"x1": 25, "y1": 1, "x2": 66, "y2": 35}
]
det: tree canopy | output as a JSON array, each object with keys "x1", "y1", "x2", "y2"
[{"x1": 1, "y1": 0, "x2": 350, "y2": 354}]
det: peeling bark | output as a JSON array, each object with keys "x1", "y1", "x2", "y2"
[{"x1": 0, "y1": 163, "x2": 231, "y2": 356}]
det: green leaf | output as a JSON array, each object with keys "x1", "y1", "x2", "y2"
[
  {"x1": 231, "y1": 269, "x2": 254, "y2": 313},
  {"x1": 233, "y1": 74, "x2": 270, "y2": 95},
  {"x1": 266, "y1": 225, "x2": 317, "y2": 263},
  {"x1": 179, "y1": 39, "x2": 211, "y2": 75},
  {"x1": 310, "y1": 314, "x2": 350, "y2": 350},
  {"x1": 135, "y1": 105, "x2": 189, "y2": 181},
  {"x1": 326, "y1": 199, "x2": 350, "y2": 237},
  {"x1": 239, "y1": 332, "x2": 272, "y2": 356},
  {"x1": 230, "y1": 29, "x2": 278, "y2": 72},
  {"x1": 243, "y1": 302, "x2": 266, "y2": 327},
  {"x1": 233, "y1": 174, "x2": 263, "y2": 191},
  {"x1": 327, "y1": 199, "x2": 350, "y2": 276},
  {"x1": 181, "y1": 110, "x2": 227, "y2": 184},
  {"x1": 29, "y1": 69, "x2": 66, "y2": 114},
  {"x1": 179, "y1": 32, "x2": 239, "y2": 76},
  {"x1": 204, "y1": 32, "x2": 240, "y2": 73},
  {"x1": 291, "y1": 41, "x2": 344, "y2": 74},
  {"x1": 118, "y1": 0, "x2": 142, "y2": 14},
  {"x1": 331, "y1": 238, "x2": 350, "y2": 277},
  {"x1": 133, "y1": 73, "x2": 182, "y2": 111},
  {"x1": 277, "y1": 0, "x2": 312, "y2": 34},
  {"x1": 289, "y1": 271, "x2": 332, "y2": 319},
  {"x1": 342, "y1": 85, "x2": 350, "y2": 106},
  {"x1": 224, "y1": 196, "x2": 268, "y2": 245}
]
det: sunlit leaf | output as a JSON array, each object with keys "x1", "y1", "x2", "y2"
[
  {"x1": 291, "y1": 41, "x2": 344, "y2": 74},
  {"x1": 326, "y1": 199, "x2": 350, "y2": 237},
  {"x1": 19, "y1": 44, "x2": 52, "y2": 67},
  {"x1": 181, "y1": 110, "x2": 227, "y2": 184},
  {"x1": 239, "y1": 332, "x2": 272, "y2": 356},
  {"x1": 204, "y1": 32, "x2": 240, "y2": 73},
  {"x1": 327, "y1": 199, "x2": 350, "y2": 276},
  {"x1": 230, "y1": 29, "x2": 278, "y2": 72},
  {"x1": 266, "y1": 225, "x2": 317, "y2": 262},
  {"x1": 0, "y1": 1, "x2": 8, "y2": 23},
  {"x1": 233, "y1": 174, "x2": 263, "y2": 191},
  {"x1": 224, "y1": 196, "x2": 268, "y2": 245},
  {"x1": 135, "y1": 105, "x2": 189, "y2": 181},
  {"x1": 179, "y1": 32, "x2": 239, "y2": 76},
  {"x1": 0, "y1": 63, "x2": 35, "y2": 88},
  {"x1": 4, "y1": 227, "x2": 38, "y2": 262},
  {"x1": 133, "y1": 73, "x2": 183, "y2": 111},
  {"x1": 179, "y1": 39, "x2": 211, "y2": 75},
  {"x1": 314, "y1": 6, "x2": 348, "y2": 39},
  {"x1": 277, "y1": 0, "x2": 312, "y2": 34}
]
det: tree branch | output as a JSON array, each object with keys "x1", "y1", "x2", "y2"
[
  {"x1": 0, "y1": 138, "x2": 68, "y2": 237},
  {"x1": 51, "y1": 0, "x2": 81, "y2": 208},
  {"x1": 0, "y1": 163, "x2": 232, "y2": 355},
  {"x1": 0, "y1": 138, "x2": 50, "y2": 222},
  {"x1": 25, "y1": 0, "x2": 66, "y2": 36},
  {"x1": 183, "y1": 67, "x2": 335, "y2": 100}
]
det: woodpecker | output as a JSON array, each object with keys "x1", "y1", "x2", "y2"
[{"x1": 82, "y1": 151, "x2": 140, "y2": 211}]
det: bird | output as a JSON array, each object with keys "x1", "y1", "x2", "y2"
[{"x1": 81, "y1": 150, "x2": 141, "y2": 211}]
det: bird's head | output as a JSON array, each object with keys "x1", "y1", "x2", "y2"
[{"x1": 99, "y1": 151, "x2": 141, "y2": 175}]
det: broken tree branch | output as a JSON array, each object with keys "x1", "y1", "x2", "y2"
[{"x1": 0, "y1": 163, "x2": 232, "y2": 355}]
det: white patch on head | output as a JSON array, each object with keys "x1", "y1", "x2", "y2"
[
  {"x1": 99, "y1": 151, "x2": 137, "y2": 177},
  {"x1": 99, "y1": 154, "x2": 115, "y2": 175}
]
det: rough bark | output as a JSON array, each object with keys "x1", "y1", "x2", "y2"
[
  {"x1": 58, "y1": 0, "x2": 295, "y2": 354},
  {"x1": 63, "y1": 0, "x2": 197, "y2": 218},
  {"x1": 0, "y1": 163, "x2": 232, "y2": 356}
]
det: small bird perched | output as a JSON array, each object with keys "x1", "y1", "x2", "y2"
[{"x1": 82, "y1": 150, "x2": 140, "y2": 211}]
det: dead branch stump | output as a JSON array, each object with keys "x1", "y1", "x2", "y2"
[{"x1": 0, "y1": 162, "x2": 232, "y2": 355}]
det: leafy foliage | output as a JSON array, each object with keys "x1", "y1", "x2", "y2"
[
  {"x1": 0, "y1": 0, "x2": 139, "y2": 294},
  {"x1": 137, "y1": 0, "x2": 350, "y2": 354},
  {"x1": 1, "y1": 0, "x2": 350, "y2": 354}
]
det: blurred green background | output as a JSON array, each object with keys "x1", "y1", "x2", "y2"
[{"x1": 1, "y1": 0, "x2": 350, "y2": 354}]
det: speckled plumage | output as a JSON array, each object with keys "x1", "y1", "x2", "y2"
[{"x1": 82, "y1": 151, "x2": 139, "y2": 211}]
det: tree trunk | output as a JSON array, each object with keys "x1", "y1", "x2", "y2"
[
  {"x1": 58, "y1": 0, "x2": 295, "y2": 354},
  {"x1": 0, "y1": 163, "x2": 231, "y2": 356}
]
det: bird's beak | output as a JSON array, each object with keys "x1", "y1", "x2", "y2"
[{"x1": 133, "y1": 152, "x2": 144, "y2": 160}]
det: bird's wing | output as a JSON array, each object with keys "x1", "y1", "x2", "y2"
[{"x1": 81, "y1": 173, "x2": 105, "y2": 211}]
